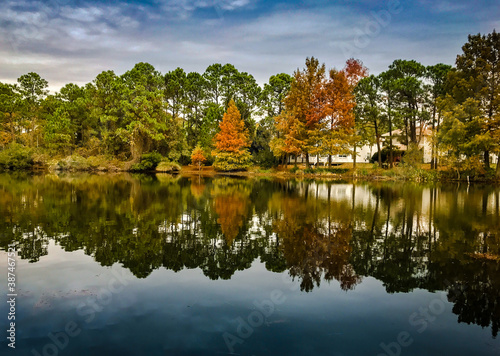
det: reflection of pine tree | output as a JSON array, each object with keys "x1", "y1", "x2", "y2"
[{"x1": 444, "y1": 260, "x2": 500, "y2": 338}]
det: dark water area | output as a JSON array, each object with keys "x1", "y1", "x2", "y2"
[{"x1": 0, "y1": 173, "x2": 499, "y2": 355}]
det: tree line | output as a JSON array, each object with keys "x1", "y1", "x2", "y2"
[
  {"x1": 0, "y1": 62, "x2": 280, "y2": 167},
  {"x1": 0, "y1": 30, "x2": 498, "y2": 175}
]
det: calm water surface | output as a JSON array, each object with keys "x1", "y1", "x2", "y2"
[{"x1": 0, "y1": 173, "x2": 499, "y2": 356}]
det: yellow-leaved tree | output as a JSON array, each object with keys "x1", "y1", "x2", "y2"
[{"x1": 212, "y1": 100, "x2": 252, "y2": 171}]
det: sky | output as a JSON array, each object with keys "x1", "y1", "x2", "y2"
[{"x1": 0, "y1": 0, "x2": 498, "y2": 91}]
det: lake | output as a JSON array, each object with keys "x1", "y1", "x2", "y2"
[{"x1": 0, "y1": 173, "x2": 499, "y2": 356}]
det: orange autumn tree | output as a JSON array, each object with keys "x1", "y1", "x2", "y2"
[
  {"x1": 271, "y1": 57, "x2": 326, "y2": 166},
  {"x1": 212, "y1": 99, "x2": 252, "y2": 171},
  {"x1": 309, "y1": 58, "x2": 367, "y2": 166},
  {"x1": 271, "y1": 111, "x2": 305, "y2": 164},
  {"x1": 191, "y1": 145, "x2": 206, "y2": 170}
]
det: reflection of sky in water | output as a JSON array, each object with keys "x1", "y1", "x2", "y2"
[{"x1": 1, "y1": 241, "x2": 498, "y2": 356}]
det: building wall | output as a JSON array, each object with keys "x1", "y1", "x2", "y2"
[{"x1": 287, "y1": 143, "x2": 377, "y2": 165}]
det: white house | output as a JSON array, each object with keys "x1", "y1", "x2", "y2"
[
  {"x1": 287, "y1": 126, "x2": 433, "y2": 165},
  {"x1": 287, "y1": 125, "x2": 499, "y2": 166},
  {"x1": 380, "y1": 126, "x2": 433, "y2": 164}
]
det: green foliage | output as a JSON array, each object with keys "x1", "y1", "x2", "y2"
[
  {"x1": 260, "y1": 73, "x2": 293, "y2": 118},
  {"x1": 0, "y1": 143, "x2": 34, "y2": 170},
  {"x1": 43, "y1": 106, "x2": 74, "y2": 153},
  {"x1": 156, "y1": 161, "x2": 181, "y2": 172},
  {"x1": 251, "y1": 117, "x2": 279, "y2": 168},
  {"x1": 402, "y1": 166, "x2": 439, "y2": 181},
  {"x1": 56, "y1": 155, "x2": 90, "y2": 171},
  {"x1": 213, "y1": 151, "x2": 252, "y2": 172},
  {"x1": 370, "y1": 147, "x2": 404, "y2": 164},
  {"x1": 321, "y1": 167, "x2": 350, "y2": 174},
  {"x1": 358, "y1": 168, "x2": 369, "y2": 176},
  {"x1": 401, "y1": 144, "x2": 423, "y2": 167},
  {"x1": 131, "y1": 152, "x2": 164, "y2": 171},
  {"x1": 302, "y1": 167, "x2": 350, "y2": 175},
  {"x1": 252, "y1": 150, "x2": 278, "y2": 169},
  {"x1": 289, "y1": 165, "x2": 299, "y2": 173},
  {"x1": 198, "y1": 103, "x2": 224, "y2": 159}
]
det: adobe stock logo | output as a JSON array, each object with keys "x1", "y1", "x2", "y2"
[{"x1": 339, "y1": 0, "x2": 403, "y2": 58}]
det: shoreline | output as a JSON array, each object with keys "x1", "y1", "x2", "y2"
[{"x1": 4, "y1": 164, "x2": 499, "y2": 183}]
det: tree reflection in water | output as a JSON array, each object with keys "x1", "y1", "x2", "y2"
[{"x1": 1, "y1": 173, "x2": 499, "y2": 336}]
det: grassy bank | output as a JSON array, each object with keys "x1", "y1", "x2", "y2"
[{"x1": 181, "y1": 163, "x2": 499, "y2": 183}]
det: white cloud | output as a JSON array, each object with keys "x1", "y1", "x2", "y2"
[
  {"x1": 0, "y1": 0, "x2": 494, "y2": 92},
  {"x1": 156, "y1": 0, "x2": 252, "y2": 18},
  {"x1": 418, "y1": 0, "x2": 468, "y2": 13},
  {"x1": 59, "y1": 6, "x2": 104, "y2": 22}
]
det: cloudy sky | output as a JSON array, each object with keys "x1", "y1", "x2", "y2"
[{"x1": 0, "y1": 0, "x2": 498, "y2": 91}]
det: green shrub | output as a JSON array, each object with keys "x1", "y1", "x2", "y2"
[
  {"x1": 289, "y1": 165, "x2": 299, "y2": 173},
  {"x1": 401, "y1": 144, "x2": 423, "y2": 167},
  {"x1": 370, "y1": 147, "x2": 405, "y2": 164},
  {"x1": 304, "y1": 167, "x2": 315, "y2": 174},
  {"x1": 401, "y1": 166, "x2": 439, "y2": 181},
  {"x1": 0, "y1": 144, "x2": 34, "y2": 170},
  {"x1": 382, "y1": 169, "x2": 398, "y2": 177},
  {"x1": 326, "y1": 167, "x2": 349, "y2": 174},
  {"x1": 156, "y1": 161, "x2": 181, "y2": 172},
  {"x1": 85, "y1": 155, "x2": 108, "y2": 170},
  {"x1": 57, "y1": 155, "x2": 89, "y2": 171},
  {"x1": 213, "y1": 151, "x2": 252, "y2": 172},
  {"x1": 359, "y1": 168, "x2": 369, "y2": 176},
  {"x1": 131, "y1": 152, "x2": 164, "y2": 171},
  {"x1": 252, "y1": 150, "x2": 279, "y2": 169}
]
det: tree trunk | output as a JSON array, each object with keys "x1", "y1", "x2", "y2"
[
  {"x1": 328, "y1": 154, "x2": 332, "y2": 168},
  {"x1": 374, "y1": 120, "x2": 382, "y2": 168},
  {"x1": 484, "y1": 150, "x2": 490, "y2": 169},
  {"x1": 9, "y1": 113, "x2": 15, "y2": 142},
  {"x1": 353, "y1": 144, "x2": 357, "y2": 170},
  {"x1": 306, "y1": 153, "x2": 310, "y2": 168},
  {"x1": 404, "y1": 116, "x2": 409, "y2": 146},
  {"x1": 388, "y1": 109, "x2": 393, "y2": 168},
  {"x1": 435, "y1": 113, "x2": 441, "y2": 170},
  {"x1": 496, "y1": 155, "x2": 500, "y2": 177}
]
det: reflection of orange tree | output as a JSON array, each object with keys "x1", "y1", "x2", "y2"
[
  {"x1": 211, "y1": 178, "x2": 251, "y2": 245},
  {"x1": 273, "y1": 196, "x2": 360, "y2": 292},
  {"x1": 190, "y1": 177, "x2": 206, "y2": 201}
]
